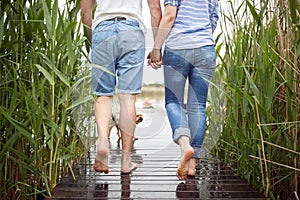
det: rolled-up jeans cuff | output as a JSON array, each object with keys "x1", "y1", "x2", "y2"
[
  {"x1": 173, "y1": 127, "x2": 191, "y2": 144},
  {"x1": 192, "y1": 147, "x2": 201, "y2": 158}
]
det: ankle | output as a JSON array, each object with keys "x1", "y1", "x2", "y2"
[
  {"x1": 122, "y1": 151, "x2": 132, "y2": 163},
  {"x1": 178, "y1": 136, "x2": 191, "y2": 153}
]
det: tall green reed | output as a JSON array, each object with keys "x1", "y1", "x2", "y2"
[
  {"x1": 0, "y1": 0, "x2": 92, "y2": 199},
  {"x1": 211, "y1": 0, "x2": 300, "y2": 199}
]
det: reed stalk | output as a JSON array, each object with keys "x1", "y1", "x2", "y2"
[
  {"x1": 209, "y1": 0, "x2": 300, "y2": 199},
  {"x1": 0, "y1": 0, "x2": 92, "y2": 198}
]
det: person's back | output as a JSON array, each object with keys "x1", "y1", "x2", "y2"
[
  {"x1": 92, "y1": 0, "x2": 146, "y2": 33},
  {"x1": 165, "y1": 0, "x2": 218, "y2": 49}
]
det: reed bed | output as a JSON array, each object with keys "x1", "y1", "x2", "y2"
[
  {"x1": 0, "y1": 0, "x2": 93, "y2": 199},
  {"x1": 1, "y1": 0, "x2": 299, "y2": 199},
  {"x1": 209, "y1": 0, "x2": 300, "y2": 199}
]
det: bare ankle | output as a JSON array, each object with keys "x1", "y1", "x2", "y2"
[{"x1": 178, "y1": 136, "x2": 191, "y2": 153}]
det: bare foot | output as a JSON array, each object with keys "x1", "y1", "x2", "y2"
[
  {"x1": 121, "y1": 162, "x2": 138, "y2": 174},
  {"x1": 188, "y1": 158, "x2": 196, "y2": 176},
  {"x1": 94, "y1": 148, "x2": 109, "y2": 174},
  {"x1": 176, "y1": 147, "x2": 194, "y2": 180}
]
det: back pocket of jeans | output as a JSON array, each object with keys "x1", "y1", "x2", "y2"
[{"x1": 163, "y1": 50, "x2": 183, "y2": 68}]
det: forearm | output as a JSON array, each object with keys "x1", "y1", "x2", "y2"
[
  {"x1": 147, "y1": 0, "x2": 162, "y2": 39},
  {"x1": 153, "y1": 5, "x2": 177, "y2": 50},
  {"x1": 80, "y1": 0, "x2": 95, "y2": 42}
]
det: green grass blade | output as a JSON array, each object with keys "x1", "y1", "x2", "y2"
[
  {"x1": 0, "y1": 108, "x2": 34, "y2": 145},
  {"x1": 35, "y1": 64, "x2": 54, "y2": 85},
  {"x1": 41, "y1": 0, "x2": 52, "y2": 35}
]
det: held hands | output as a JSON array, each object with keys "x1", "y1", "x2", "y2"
[{"x1": 147, "y1": 49, "x2": 162, "y2": 70}]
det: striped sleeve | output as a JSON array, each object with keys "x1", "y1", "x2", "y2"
[
  {"x1": 209, "y1": 0, "x2": 219, "y2": 31},
  {"x1": 164, "y1": 0, "x2": 179, "y2": 7}
]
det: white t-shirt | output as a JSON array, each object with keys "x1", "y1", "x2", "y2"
[{"x1": 92, "y1": 0, "x2": 146, "y2": 34}]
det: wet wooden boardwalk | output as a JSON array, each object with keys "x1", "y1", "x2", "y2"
[{"x1": 48, "y1": 105, "x2": 266, "y2": 200}]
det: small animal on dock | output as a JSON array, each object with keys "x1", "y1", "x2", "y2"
[{"x1": 108, "y1": 99, "x2": 143, "y2": 144}]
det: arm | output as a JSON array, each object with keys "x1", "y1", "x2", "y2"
[
  {"x1": 209, "y1": 0, "x2": 219, "y2": 33},
  {"x1": 80, "y1": 0, "x2": 96, "y2": 42},
  {"x1": 148, "y1": 5, "x2": 177, "y2": 68},
  {"x1": 153, "y1": 5, "x2": 177, "y2": 50},
  {"x1": 147, "y1": 0, "x2": 162, "y2": 40}
]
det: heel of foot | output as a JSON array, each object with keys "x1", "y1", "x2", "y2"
[
  {"x1": 183, "y1": 147, "x2": 194, "y2": 161},
  {"x1": 94, "y1": 159, "x2": 109, "y2": 174},
  {"x1": 121, "y1": 162, "x2": 138, "y2": 174}
]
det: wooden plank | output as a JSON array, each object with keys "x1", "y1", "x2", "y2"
[{"x1": 48, "y1": 106, "x2": 266, "y2": 200}]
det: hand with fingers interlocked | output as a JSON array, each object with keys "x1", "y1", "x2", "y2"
[{"x1": 147, "y1": 48, "x2": 162, "y2": 70}]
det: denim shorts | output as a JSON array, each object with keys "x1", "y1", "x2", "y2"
[{"x1": 91, "y1": 19, "x2": 145, "y2": 96}]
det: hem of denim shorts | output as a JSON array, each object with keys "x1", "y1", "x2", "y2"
[
  {"x1": 173, "y1": 127, "x2": 191, "y2": 145},
  {"x1": 117, "y1": 89, "x2": 141, "y2": 95},
  {"x1": 93, "y1": 91, "x2": 114, "y2": 97}
]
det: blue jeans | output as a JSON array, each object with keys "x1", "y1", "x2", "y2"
[
  {"x1": 92, "y1": 19, "x2": 145, "y2": 96},
  {"x1": 163, "y1": 45, "x2": 216, "y2": 158}
]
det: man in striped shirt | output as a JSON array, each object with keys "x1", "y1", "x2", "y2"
[{"x1": 148, "y1": 0, "x2": 219, "y2": 180}]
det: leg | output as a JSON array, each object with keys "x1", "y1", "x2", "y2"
[
  {"x1": 94, "y1": 96, "x2": 112, "y2": 173},
  {"x1": 163, "y1": 48, "x2": 193, "y2": 180},
  {"x1": 115, "y1": 19, "x2": 145, "y2": 173},
  {"x1": 118, "y1": 94, "x2": 138, "y2": 174},
  {"x1": 186, "y1": 78, "x2": 208, "y2": 158},
  {"x1": 187, "y1": 45, "x2": 216, "y2": 174},
  {"x1": 91, "y1": 21, "x2": 117, "y2": 173}
]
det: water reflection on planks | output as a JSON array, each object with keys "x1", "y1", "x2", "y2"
[{"x1": 48, "y1": 104, "x2": 266, "y2": 200}]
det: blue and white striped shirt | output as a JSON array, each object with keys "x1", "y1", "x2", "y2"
[{"x1": 164, "y1": 0, "x2": 219, "y2": 49}]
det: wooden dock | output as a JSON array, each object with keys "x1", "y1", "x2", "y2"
[{"x1": 48, "y1": 105, "x2": 266, "y2": 200}]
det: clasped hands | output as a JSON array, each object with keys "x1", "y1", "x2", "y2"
[{"x1": 147, "y1": 49, "x2": 162, "y2": 70}]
